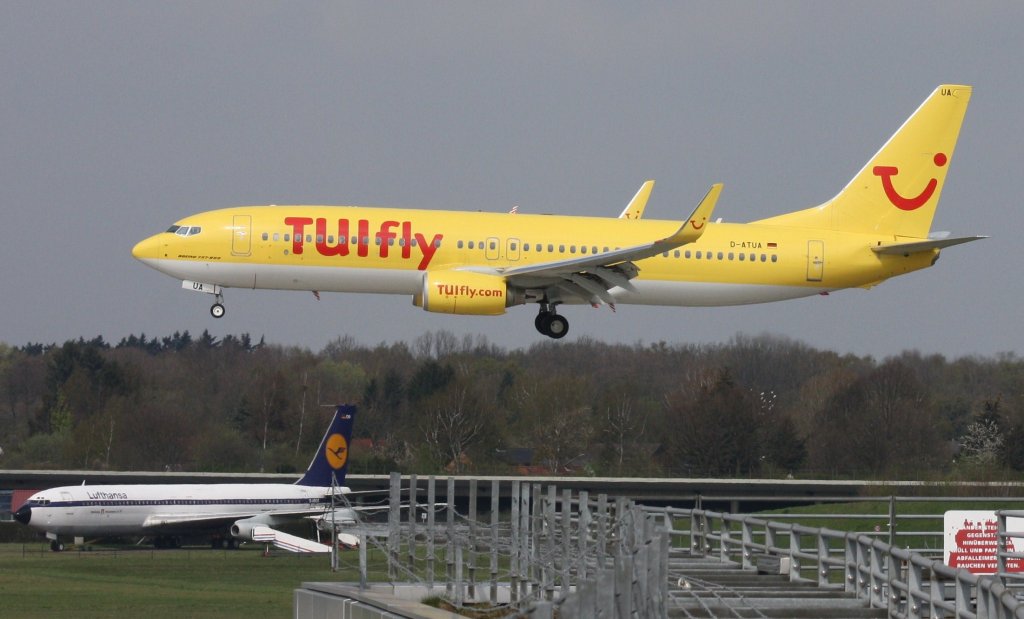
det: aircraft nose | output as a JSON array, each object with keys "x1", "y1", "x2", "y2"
[
  {"x1": 13, "y1": 504, "x2": 31, "y2": 525},
  {"x1": 132, "y1": 235, "x2": 161, "y2": 261}
]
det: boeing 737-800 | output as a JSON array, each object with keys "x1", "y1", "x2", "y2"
[
  {"x1": 14, "y1": 406, "x2": 358, "y2": 552},
  {"x1": 132, "y1": 85, "x2": 983, "y2": 338}
]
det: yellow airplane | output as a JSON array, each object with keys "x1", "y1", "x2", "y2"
[{"x1": 132, "y1": 85, "x2": 983, "y2": 339}]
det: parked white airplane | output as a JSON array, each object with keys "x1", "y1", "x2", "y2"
[{"x1": 13, "y1": 405, "x2": 359, "y2": 552}]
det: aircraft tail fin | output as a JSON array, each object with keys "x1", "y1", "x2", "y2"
[
  {"x1": 756, "y1": 85, "x2": 971, "y2": 238},
  {"x1": 295, "y1": 405, "x2": 356, "y2": 487}
]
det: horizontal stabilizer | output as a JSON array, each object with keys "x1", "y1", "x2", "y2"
[{"x1": 871, "y1": 235, "x2": 987, "y2": 255}]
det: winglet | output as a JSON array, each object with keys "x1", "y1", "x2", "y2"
[
  {"x1": 295, "y1": 405, "x2": 356, "y2": 487},
  {"x1": 618, "y1": 180, "x2": 655, "y2": 219},
  {"x1": 657, "y1": 183, "x2": 722, "y2": 246}
]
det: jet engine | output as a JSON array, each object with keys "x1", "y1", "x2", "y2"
[
  {"x1": 230, "y1": 521, "x2": 258, "y2": 540},
  {"x1": 414, "y1": 270, "x2": 523, "y2": 315}
]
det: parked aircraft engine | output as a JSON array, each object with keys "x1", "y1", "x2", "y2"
[
  {"x1": 230, "y1": 521, "x2": 258, "y2": 540},
  {"x1": 414, "y1": 270, "x2": 524, "y2": 315}
]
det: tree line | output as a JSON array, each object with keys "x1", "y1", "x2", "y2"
[{"x1": 1, "y1": 330, "x2": 1021, "y2": 480}]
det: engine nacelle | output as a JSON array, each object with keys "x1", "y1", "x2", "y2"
[
  {"x1": 230, "y1": 521, "x2": 258, "y2": 540},
  {"x1": 415, "y1": 270, "x2": 514, "y2": 315}
]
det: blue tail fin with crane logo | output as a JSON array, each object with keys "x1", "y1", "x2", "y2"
[{"x1": 295, "y1": 405, "x2": 356, "y2": 487}]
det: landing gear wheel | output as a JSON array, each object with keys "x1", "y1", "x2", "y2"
[
  {"x1": 535, "y1": 313, "x2": 548, "y2": 333},
  {"x1": 50, "y1": 540, "x2": 64, "y2": 552},
  {"x1": 535, "y1": 311, "x2": 569, "y2": 339},
  {"x1": 546, "y1": 315, "x2": 569, "y2": 339},
  {"x1": 210, "y1": 303, "x2": 225, "y2": 319}
]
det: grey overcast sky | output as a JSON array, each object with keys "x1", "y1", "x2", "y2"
[{"x1": 1, "y1": 2, "x2": 1020, "y2": 358}]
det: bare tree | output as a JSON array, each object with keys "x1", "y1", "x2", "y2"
[{"x1": 420, "y1": 380, "x2": 487, "y2": 473}]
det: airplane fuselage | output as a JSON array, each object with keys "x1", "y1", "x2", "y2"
[
  {"x1": 15, "y1": 483, "x2": 345, "y2": 537},
  {"x1": 133, "y1": 206, "x2": 936, "y2": 306}
]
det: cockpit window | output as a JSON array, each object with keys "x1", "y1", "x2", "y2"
[{"x1": 171, "y1": 226, "x2": 202, "y2": 237}]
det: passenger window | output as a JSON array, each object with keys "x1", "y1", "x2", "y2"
[
  {"x1": 580, "y1": 245, "x2": 587, "y2": 254},
  {"x1": 273, "y1": 233, "x2": 280, "y2": 242},
  {"x1": 458, "y1": 240, "x2": 464, "y2": 249},
  {"x1": 739, "y1": 253, "x2": 745, "y2": 261},
  {"x1": 548, "y1": 244, "x2": 554, "y2": 252},
  {"x1": 771, "y1": 255, "x2": 778, "y2": 263},
  {"x1": 728, "y1": 253, "x2": 734, "y2": 260},
  {"x1": 559, "y1": 244, "x2": 565, "y2": 253},
  {"x1": 468, "y1": 241, "x2": 475, "y2": 249},
  {"x1": 694, "y1": 251, "x2": 700, "y2": 259},
  {"x1": 674, "y1": 250, "x2": 680, "y2": 258},
  {"x1": 511, "y1": 242, "x2": 517, "y2": 251},
  {"x1": 592, "y1": 246, "x2": 598, "y2": 254},
  {"x1": 262, "y1": 232, "x2": 269, "y2": 241},
  {"x1": 489, "y1": 241, "x2": 496, "y2": 250},
  {"x1": 434, "y1": 239, "x2": 441, "y2": 248},
  {"x1": 570, "y1": 246, "x2": 576, "y2": 254},
  {"x1": 760, "y1": 254, "x2": 767, "y2": 262},
  {"x1": 284, "y1": 234, "x2": 290, "y2": 242},
  {"x1": 317, "y1": 235, "x2": 324, "y2": 244}
]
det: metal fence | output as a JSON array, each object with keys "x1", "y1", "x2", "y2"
[
  {"x1": 332, "y1": 476, "x2": 1024, "y2": 618},
  {"x1": 664, "y1": 507, "x2": 1024, "y2": 619}
]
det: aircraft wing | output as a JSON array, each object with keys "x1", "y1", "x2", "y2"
[
  {"x1": 141, "y1": 506, "x2": 329, "y2": 530},
  {"x1": 500, "y1": 184, "x2": 721, "y2": 306},
  {"x1": 248, "y1": 524, "x2": 334, "y2": 553},
  {"x1": 871, "y1": 235, "x2": 987, "y2": 255}
]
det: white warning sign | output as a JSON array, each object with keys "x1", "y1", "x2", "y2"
[{"x1": 943, "y1": 510, "x2": 1024, "y2": 574}]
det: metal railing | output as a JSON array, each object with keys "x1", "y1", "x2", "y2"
[{"x1": 668, "y1": 507, "x2": 1024, "y2": 618}]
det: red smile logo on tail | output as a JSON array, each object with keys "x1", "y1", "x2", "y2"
[{"x1": 872, "y1": 153, "x2": 947, "y2": 211}]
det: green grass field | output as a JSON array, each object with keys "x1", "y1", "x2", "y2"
[{"x1": 0, "y1": 542, "x2": 389, "y2": 618}]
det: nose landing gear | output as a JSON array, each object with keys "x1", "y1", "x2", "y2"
[{"x1": 210, "y1": 297, "x2": 225, "y2": 319}]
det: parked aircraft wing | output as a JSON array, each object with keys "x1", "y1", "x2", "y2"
[
  {"x1": 141, "y1": 505, "x2": 329, "y2": 530},
  {"x1": 249, "y1": 524, "x2": 332, "y2": 553}
]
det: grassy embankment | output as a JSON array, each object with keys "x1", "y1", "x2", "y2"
[{"x1": 0, "y1": 542, "x2": 388, "y2": 619}]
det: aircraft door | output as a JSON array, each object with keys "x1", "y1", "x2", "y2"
[
  {"x1": 506, "y1": 238, "x2": 521, "y2": 262},
  {"x1": 485, "y1": 237, "x2": 501, "y2": 261},
  {"x1": 231, "y1": 215, "x2": 252, "y2": 257},
  {"x1": 806, "y1": 240, "x2": 824, "y2": 281},
  {"x1": 60, "y1": 491, "x2": 74, "y2": 518}
]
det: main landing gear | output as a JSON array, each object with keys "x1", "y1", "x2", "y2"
[{"x1": 535, "y1": 306, "x2": 569, "y2": 339}]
